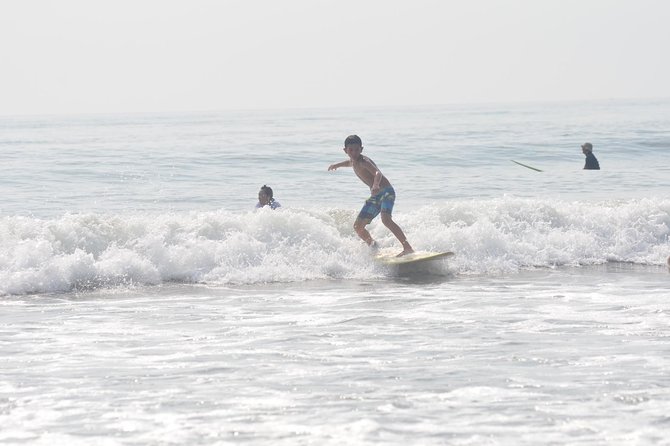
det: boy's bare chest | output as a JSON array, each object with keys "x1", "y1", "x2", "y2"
[
  {"x1": 352, "y1": 160, "x2": 373, "y2": 178},
  {"x1": 352, "y1": 155, "x2": 376, "y2": 171}
]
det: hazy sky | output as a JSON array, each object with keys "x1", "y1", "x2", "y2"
[{"x1": 1, "y1": 0, "x2": 669, "y2": 115}]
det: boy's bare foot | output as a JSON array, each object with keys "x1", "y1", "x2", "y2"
[
  {"x1": 396, "y1": 241, "x2": 414, "y2": 257},
  {"x1": 368, "y1": 240, "x2": 379, "y2": 253}
]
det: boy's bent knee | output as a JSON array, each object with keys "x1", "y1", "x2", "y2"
[
  {"x1": 353, "y1": 219, "x2": 368, "y2": 231},
  {"x1": 380, "y1": 213, "x2": 393, "y2": 225}
]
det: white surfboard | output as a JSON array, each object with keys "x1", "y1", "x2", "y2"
[{"x1": 375, "y1": 251, "x2": 454, "y2": 266}]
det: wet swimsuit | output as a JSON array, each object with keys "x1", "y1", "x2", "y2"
[
  {"x1": 357, "y1": 186, "x2": 395, "y2": 222},
  {"x1": 584, "y1": 153, "x2": 600, "y2": 170}
]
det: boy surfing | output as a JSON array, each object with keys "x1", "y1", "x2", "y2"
[{"x1": 328, "y1": 135, "x2": 414, "y2": 257}]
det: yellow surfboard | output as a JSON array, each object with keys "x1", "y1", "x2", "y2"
[{"x1": 375, "y1": 251, "x2": 454, "y2": 266}]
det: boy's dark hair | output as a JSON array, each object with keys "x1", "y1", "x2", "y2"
[
  {"x1": 344, "y1": 134, "x2": 362, "y2": 146},
  {"x1": 260, "y1": 185, "x2": 274, "y2": 200}
]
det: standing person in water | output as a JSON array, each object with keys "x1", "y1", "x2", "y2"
[
  {"x1": 328, "y1": 134, "x2": 414, "y2": 257},
  {"x1": 582, "y1": 142, "x2": 600, "y2": 170},
  {"x1": 255, "y1": 185, "x2": 281, "y2": 209}
]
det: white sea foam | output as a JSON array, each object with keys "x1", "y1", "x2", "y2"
[{"x1": 2, "y1": 197, "x2": 668, "y2": 295}]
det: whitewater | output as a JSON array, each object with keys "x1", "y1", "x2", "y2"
[{"x1": 1, "y1": 197, "x2": 669, "y2": 296}]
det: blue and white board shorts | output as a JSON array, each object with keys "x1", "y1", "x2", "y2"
[{"x1": 357, "y1": 187, "x2": 395, "y2": 222}]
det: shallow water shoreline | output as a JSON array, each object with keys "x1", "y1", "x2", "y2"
[{"x1": 2, "y1": 264, "x2": 668, "y2": 445}]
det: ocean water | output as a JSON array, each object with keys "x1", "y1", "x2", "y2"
[{"x1": 1, "y1": 99, "x2": 670, "y2": 445}]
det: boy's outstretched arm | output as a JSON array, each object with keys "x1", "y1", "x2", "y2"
[{"x1": 328, "y1": 160, "x2": 351, "y2": 171}]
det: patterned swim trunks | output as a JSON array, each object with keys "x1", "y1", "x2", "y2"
[{"x1": 357, "y1": 186, "x2": 396, "y2": 222}]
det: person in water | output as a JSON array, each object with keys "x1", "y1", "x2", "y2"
[
  {"x1": 328, "y1": 134, "x2": 414, "y2": 257},
  {"x1": 255, "y1": 185, "x2": 281, "y2": 209},
  {"x1": 582, "y1": 142, "x2": 600, "y2": 170}
]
